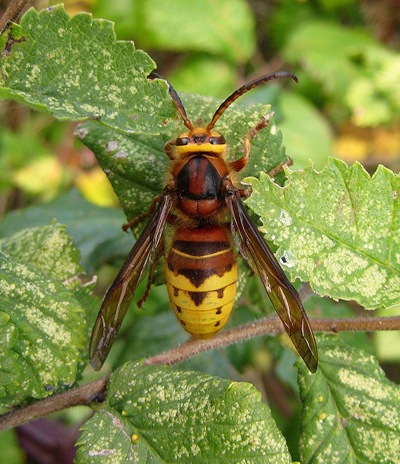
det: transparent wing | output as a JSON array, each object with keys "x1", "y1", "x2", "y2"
[
  {"x1": 226, "y1": 191, "x2": 318, "y2": 372},
  {"x1": 89, "y1": 194, "x2": 172, "y2": 370}
]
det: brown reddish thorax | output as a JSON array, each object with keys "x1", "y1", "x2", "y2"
[{"x1": 172, "y1": 154, "x2": 229, "y2": 217}]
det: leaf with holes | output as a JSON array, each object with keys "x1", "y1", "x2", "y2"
[{"x1": 245, "y1": 158, "x2": 400, "y2": 309}]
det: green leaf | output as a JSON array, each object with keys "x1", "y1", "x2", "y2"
[
  {"x1": 0, "y1": 189, "x2": 130, "y2": 272},
  {"x1": 75, "y1": 122, "x2": 169, "y2": 221},
  {"x1": 279, "y1": 92, "x2": 334, "y2": 169},
  {"x1": 94, "y1": 0, "x2": 140, "y2": 39},
  {"x1": 76, "y1": 363, "x2": 291, "y2": 463},
  {"x1": 0, "y1": 6, "x2": 176, "y2": 134},
  {"x1": 0, "y1": 429, "x2": 24, "y2": 463},
  {"x1": 245, "y1": 158, "x2": 400, "y2": 309},
  {"x1": 284, "y1": 21, "x2": 376, "y2": 98},
  {"x1": 375, "y1": 306, "x2": 400, "y2": 363},
  {"x1": 298, "y1": 335, "x2": 400, "y2": 463},
  {"x1": 168, "y1": 54, "x2": 237, "y2": 98},
  {"x1": 120, "y1": 310, "x2": 238, "y2": 379},
  {"x1": 1, "y1": 223, "x2": 82, "y2": 280},
  {"x1": 283, "y1": 21, "x2": 400, "y2": 125},
  {"x1": 0, "y1": 126, "x2": 54, "y2": 193},
  {"x1": 0, "y1": 225, "x2": 86, "y2": 404},
  {"x1": 344, "y1": 48, "x2": 400, "y2": 126},
  {"x1": 136, "y1": 0, "x2": 256, "y2": 63},
  {"x1": 77, "y1": 99, "x2": 288, "y2": 222},
  {"x1": 94, "y1": 0, "x2": 255, "y2": 63},
  {"x1": 76, "y1": 408, "x2": 138, "y2": 462}
]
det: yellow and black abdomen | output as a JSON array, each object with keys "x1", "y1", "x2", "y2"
[{"x1": 166, "y1": 226, "x2": 238, "y2": 338}]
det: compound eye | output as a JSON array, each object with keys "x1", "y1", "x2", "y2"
[
  {"x1": 209, "y1": 135, "x2": 226, "y2": 145},
  {"x1": 176, "y1": 137, "x2": 190, "y2": 146}
]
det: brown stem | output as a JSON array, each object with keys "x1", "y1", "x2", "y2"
[
  {"x1": 0, "y1": 0, "x2": 31, "y2": 33},
  {"x1": 145, "y1": 315, "x2": 400, "y2": 366},
  {"x1": 0, "y1": 315, "x2": 399, "y2": 431},
  {"x1": 0, "y1": 375, "x2": 109, "y2": 432}
]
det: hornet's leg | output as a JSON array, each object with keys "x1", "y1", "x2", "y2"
[
  {"x1": 137, "y1": 241, "x2": 164, "y2": 308},
  {"x1": 268, "y1": 157, "x2": 293, "y2": 178},
  {"x1": 122, "y1": 194, "x2": 163, "y2": 232},
  {"x1": 229, "y1": 112, "x2": 274, "y2": 173}
]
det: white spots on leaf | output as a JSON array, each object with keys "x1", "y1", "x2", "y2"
[
  {"x1": 247, "y1": 161, "x2": 400, "y2": 308},
  {"x1": 0, "y1": 279, "x2": 16, "y2": 295},
  {"x1": 65, "y1": 70, "x2": 81, "y2": 89},
  {"x1": 0, "y1": 225, "x2": 86, "y2": 400},
  {"x1": 108, "y1": 111, "x2": 119, "y2": 120},
  {"x1": 190, "y1": 444, "x2": 201, "y2": 456},
  {"x1": 106, "y1": 141, "x2": 119, "y2": 152},
  {"x1": 25, "y1": 64, "x2": 41, "y2": 87},
  {"x1": 336, "y1": 367, "x2": 400, "y2": 459},
  {"x1": 58, "y1": 101, "x2": 76, "y2": 116},
  {"x1": 107, "y1": 84, "x2": 124, "y2": 108},
  {"x1": 321, "y1": 249, "x2": 368, "y2": 284},
  {"x1": 79, "y1": 103, "x2": 106, "y2": 117},
  {"x1": 110, "y1": 84, "x2": 121, "y2": 94},
  {"x1": 107, "y1": 366, "x2": 289, "y2": 461},
  {"x1": 88, "y1": 449, "x2": 115, "y2": 457},
  {"x1": 338, "y1": 368, "x2": 390, "y2": 400},
  {"x1": 25, "y1": 304, "x2": 73, "y2": 343},
  {"x1": 113, "y1": 150, "x2": 128, "y2": 160},
  {"x1": 74, "y1": 125, "x2": 89, "y2": 139},
  {"x1": 101, "y1": 48, "x2": 112, "y2": 59},
  {"x1": 346, "y1": 265, "x2": 386, "y2": 298},
  {"x1": 359, "y1": 428, "x2": 400, "y2": 462},
  {"x1": 279, "y1": 208, "x2": 292, "y2": 226}
]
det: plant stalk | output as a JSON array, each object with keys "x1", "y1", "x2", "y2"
[{"x1": 0, "y1": 315, "x2": 399, "y2": 432}]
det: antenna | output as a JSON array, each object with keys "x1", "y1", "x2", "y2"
[
  {"x1": 206, "y1": 71, "x2": 298, "y2": 131},
  {"x1": 148, "y1": 70, "x2": 194, "y2": 131},
  {"x1": 148, "y1": 70, "x2": 297, "y2": 132}
]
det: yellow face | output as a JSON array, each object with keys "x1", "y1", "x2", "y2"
[{"x1": 174, "y1": 127, "x2": 227, "y2": 158}]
